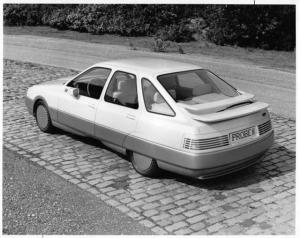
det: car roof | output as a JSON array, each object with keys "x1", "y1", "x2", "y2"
[{"x1": 95, "y1": 58, "x2": 202, "y2": 76}]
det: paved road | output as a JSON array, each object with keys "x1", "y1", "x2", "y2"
[
  {"x1": 3, "y1": 35, "x2": 295, "y2": 119},
  {"x1": 3, "y1": 60, "x2": 295, "y2": 235},
  {"x1": 3, "y1": 149, "x2": 153, "y2": 235}
]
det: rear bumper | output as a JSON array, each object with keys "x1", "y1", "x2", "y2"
[
  {"x1": 158, "y1": 150, "x2": 266, "y2": 179},
  {"x1": 156, "y1": 131, "x2": 274, "y2": 178},
  {"x1": 25, "y1": 96, "x2": 34, "y2": 115}
]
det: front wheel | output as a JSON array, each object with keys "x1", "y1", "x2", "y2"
[
  {"x1": 35, "y1": 102, "x2": 54, "y2": 133},
  {"x1": 131, "y1": 152, "x2": 159, "y2": 177}
]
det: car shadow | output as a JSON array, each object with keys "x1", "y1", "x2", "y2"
[{"x1": 50, "y1": 128, "x2": 130, "y2": 160}]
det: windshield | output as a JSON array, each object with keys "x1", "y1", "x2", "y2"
[{"x1": 157, "y1": 69, "x2": 239, "y2": 105}]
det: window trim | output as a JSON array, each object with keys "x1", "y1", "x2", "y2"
[
  {"x1": 104, "y1": 70, "x2": 139, "y2": 110},
  {"x1": 141, "y1": 78, "x2": 176, "y2": 117}
]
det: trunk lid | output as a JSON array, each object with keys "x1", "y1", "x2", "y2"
[
  {"x1": 178, "y1": 93, "x2": 269, "y2": 123},
  {"x1": 190, "y1": 102, "x2": 269, "y2": 123}
]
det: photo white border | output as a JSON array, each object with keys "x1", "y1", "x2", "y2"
[{"x1": 0, "y1": 1, "x2": 298, "y2": 238}]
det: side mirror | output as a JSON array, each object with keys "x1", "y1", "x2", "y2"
[
  {"x1": 65, "y1": 87, "x2": 80, "y2": 98},
  {"x1": 72, "y1": 88, "x2": 80, "y2": 98}
]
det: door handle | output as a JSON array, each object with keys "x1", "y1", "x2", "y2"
[
  {"x1": 126, "y1": 114, "x2": 136, "y2": 120},
  {"x1": 88, "y1": 104, "x2": 96, "y2": 109}
]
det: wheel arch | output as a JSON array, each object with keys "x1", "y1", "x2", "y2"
[{"x1": 33, "y1": 96, "x2": 50, "y2": 117}]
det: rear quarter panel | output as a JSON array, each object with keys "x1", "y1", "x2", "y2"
[{"x1": 129, "y1": 113, "x2": 192, "y2": 151}]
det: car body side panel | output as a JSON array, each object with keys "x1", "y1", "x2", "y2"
[
  {"x1": 56, "y1": 109, "x2": 94, "y2": 136},
  {"x1": 95, "y1": 102, "x2": 140, "y2": 146},
  {"x1": 52, "y1": 120, "x2": 86, "y2": 137},
  {"x1": 57, "y1": 86, "x2": 98, "y2": 136},
  {"x1": 94, "y1": 122, "x2": 127, "y2": 146},
  {"x1": 130, "y1": 113, "x2": 189, "y2": 150}
]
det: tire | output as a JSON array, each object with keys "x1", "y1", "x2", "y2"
[
  {"x1": 35, "y1": 102, "x2": 53, "y2": 133},
  {"x1": 131, "y1": 152, "x2": 159, "y2": 177}
]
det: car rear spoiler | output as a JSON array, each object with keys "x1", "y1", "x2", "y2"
[{"x1": 190, "y1": 102, "x2": 269, "y2": 123}]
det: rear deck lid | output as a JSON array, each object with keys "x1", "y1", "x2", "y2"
[
  {"x1": 178, "y1": 93, "x2": 269, "y2": 123},
  {"x1": 190, "y1": 102, "x2": 269, "y2": 123}
]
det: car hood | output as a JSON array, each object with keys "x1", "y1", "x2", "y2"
[
  {"x1": 178, "y1": 93, "x2": 269, "y2": 123},
  {"x1": 40, "y1": 76, "x2": 73, "y2": 86}
]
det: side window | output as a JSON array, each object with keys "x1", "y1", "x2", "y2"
[
  {"x1": 104, "y1": 71, "x2": 138, "y2": 109},
  {"x1": 67, "y1": 67, "x2": 111, "y2": 99},
  {"x1": 142, "y1": 78, "x2": 175, "y2": 116}
]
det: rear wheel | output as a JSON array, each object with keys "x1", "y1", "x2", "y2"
[
  {"x1": 35, "y1": 102, "x2": 53, "y2": 133},
  {"x1": 131, "y1": 152, "x2": 159, "y2": 177}
]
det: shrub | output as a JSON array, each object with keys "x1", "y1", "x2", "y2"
[
  {"x1": 4, "y1": 4, "x2": 43, "y2": 26},
  {"x1": 150, "y1": 37, "x2": 170, "y2": 52},
  {"x1": 3, "y1": 4, "x2": 295, "y2": 51},
  {"x1": 204, "y1": 5, "x2": 295, "y2": 51},
  {"x1": 65, "y1": 11, "x2": 85, "y2": 31},
  {"x1": 46, "y1": 8, "x2": 71, "y2": 30},
  {"x1": 178, "y1": 45, "x2": 185, "y2": 54},
  {"x1": 156, "y1": 23, "x2": 195, "y2": 42}
]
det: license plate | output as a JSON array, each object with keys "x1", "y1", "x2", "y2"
[{"x1": 229, "y1": 127, "x2": 257, "y2": 144}]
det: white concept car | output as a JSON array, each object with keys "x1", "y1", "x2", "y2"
[{"x1": 26, "y1": 58, "x2": 274, "y2": 179}]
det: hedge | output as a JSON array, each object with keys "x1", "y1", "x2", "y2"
[{"x1": 3, "y1": 4, "x2": 295, "y2": 51}]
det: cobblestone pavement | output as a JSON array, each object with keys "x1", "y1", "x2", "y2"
[{"x1": 3, "y1": 59, "x2": 295, "y2": 235}]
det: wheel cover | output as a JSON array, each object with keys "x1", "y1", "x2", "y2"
[
  {"x1": 36, "y1": 105, "x2": 49, "y2": 129},
  {"x1": 133, "y1": 153, "x2": 153, "y2": 171}
]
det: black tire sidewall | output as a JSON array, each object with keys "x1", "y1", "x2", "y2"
[
  {"x1": 131, "y1": 152, "x2": 159, "y2": 177},
  {"x1": 35, "y1": 102, "x2": 53, "y2": 132}
]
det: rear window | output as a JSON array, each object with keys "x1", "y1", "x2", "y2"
[{"x1": 157, "y1": 69, "x2": 239, "y2": 104}]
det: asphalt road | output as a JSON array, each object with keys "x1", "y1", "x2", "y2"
[
  {"x1": 3, "y1": 35, "x2": 295, "y2": 119},
  {"x1": 3, "y1": 149, "x2": 153, "y2": 235}
]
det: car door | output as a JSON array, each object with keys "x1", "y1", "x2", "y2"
[
  {"x1": 95, "y1": 70, "x2": 140, "y2": 146},
  {"x1": 57, "y1": 67, "x2": 112, "y2": 135}
]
